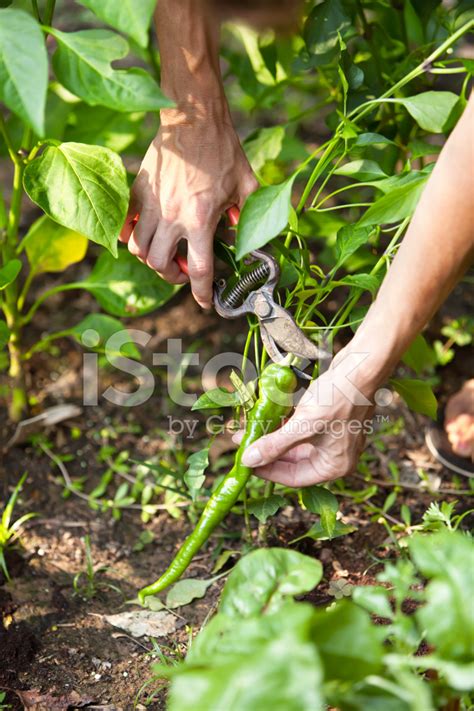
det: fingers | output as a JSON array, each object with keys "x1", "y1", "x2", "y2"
[
  {"x1": 238, "y1": 174, "x2": 259, "y2": 206},
  {"x1": 256, "y1": 444, "x2": 350, "y2": 487},
  {"x1": 128, "y1": 209, "x2": 159, "y2": 261},
  {"x1": 120, "y1": 199, "x2": 141, "y2": 244},
  {"x1": 240, "y1": 416, "x2": 311, "y2": 468},
  {"x1": 186, "y1": 231, "x2": 214, "y2": 309},
  {"x1": 256, "y1": 458, "x2": 327, "y2": 488},
  {"x1": 146, "y1": 224, "x2": 189, "y2": 285}
]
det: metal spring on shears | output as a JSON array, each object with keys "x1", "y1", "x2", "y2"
[{"x1": 222, "y1": 262, "x2": 270, "y2": 308}]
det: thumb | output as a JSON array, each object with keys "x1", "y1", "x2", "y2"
[{"x1": 241, "y1": 416, "x2": 309, "y2": 468}]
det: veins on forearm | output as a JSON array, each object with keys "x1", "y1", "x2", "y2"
[{"x1": 155, "y1": 0, "x2": 224, "y2": 102}]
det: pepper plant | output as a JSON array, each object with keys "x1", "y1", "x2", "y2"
[
  {"x1": 155, "y1": 528, "x2": 474, "y2": 711},
  {"x1": 0, "y1": 0, "x2": 177, "y2": 420},
  {"x1": 138, "y1": 2, "x2": 472, "y2": 593}
]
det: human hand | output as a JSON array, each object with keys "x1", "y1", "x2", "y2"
[
  {"x1": 237, "y1": 348, "x2": 379, "y2": 486},
  {"x1": 120, "y1": 104, "x2": 258, "y2": 308},
  {"x1": 445, "y1": 379, "x2": 474, "y2": 458}
]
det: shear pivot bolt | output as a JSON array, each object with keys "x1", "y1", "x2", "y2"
[{"x1": 255, "y1": 297, "x2": 272, "y2": 318}]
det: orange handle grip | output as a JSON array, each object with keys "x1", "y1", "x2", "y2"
[
  {"x1": 174, "y1": 206, "x2": 240, "y2": 276},
  {"x1": 175, "y1": 254, "x2": 189, "y2": 276}
]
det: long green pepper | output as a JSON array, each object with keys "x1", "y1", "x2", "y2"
[{"x1": 138, "y1": 363, "x2": 297, "y2": 601}]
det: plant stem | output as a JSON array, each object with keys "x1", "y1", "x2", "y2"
[
  {"x1": 258, "y1": 481, "x2": 275, "y2": 544},
  {"x1": 0, "y1": 187, "x2": 7, "y2": 234},
  {"x1": 3, "y1": 153, "x2": 28, "y2": 420},
  {"x1": 328, "y1": 217, "x2": 410, "y2": 340},
  {"x1": 31, "y1": 0, "x2": 42, "y2": 22},
  {"x1": 348, "y1": 20, "x2": 473, "y2": 125},
  {"x1": 242, "y1": 487, "x2": 253, "y2": 543},
  {"x1": 0, "y1": 114, "x2": 20, "y2": 166},
  {"x1": 22, "y1": 329, "x2": 73, "y2": 360},
  {"x1": 44, "y1": 0, "x2": 56, "y2": 25},
  {"x1": 21, "y1": 281, "x2": 84, "y2": 325},
  {"x1": 17, "y1": 269, "x2": 35, "y2": 312}
]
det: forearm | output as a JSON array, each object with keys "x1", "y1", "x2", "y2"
[
  {"x1": 348, "y1": 95, "x2": 474, "y2": 390},
  {"x1": 155, "y1": 0, "x2": 228, "y2": 117}
]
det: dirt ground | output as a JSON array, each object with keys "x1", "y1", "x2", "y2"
[{"x1": 1, "y1": 268, "x2": 473, "y2": 710}]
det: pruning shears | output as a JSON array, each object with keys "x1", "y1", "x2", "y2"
[{"x1": 175, "y1": 206, "x2": 330, "y2": 374}]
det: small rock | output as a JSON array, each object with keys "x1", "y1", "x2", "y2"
[{"x1": 320, "y1": 548, "x2": 332, "y2": 563}]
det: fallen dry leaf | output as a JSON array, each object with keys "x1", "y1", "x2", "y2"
[
  {"x1": 6, "y1": 404, "x2": 82, "y2": 448},
  {"x1": 15, "y1": 689, "x2": 93, "y2": 710},
  {"x1": 105, "y1": 610, "x2": 180, "y2": 638}
]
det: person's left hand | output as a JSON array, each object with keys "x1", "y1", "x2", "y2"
[{"x1": 236, "y1": 350, "x2": 378, "y2": 486}]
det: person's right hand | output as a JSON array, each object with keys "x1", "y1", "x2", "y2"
[{"x1": 120, "y1": 105, "x2": 258, "y2": 309}]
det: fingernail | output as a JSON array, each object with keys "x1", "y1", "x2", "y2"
[{"x1": 241, "y1": 446, "x2": 263, "y2": 467}]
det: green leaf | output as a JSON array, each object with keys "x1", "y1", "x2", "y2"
[
  {"x1": 233, "y1": 25, "x2": 281, "y2": 87},
  {"x1": 244, "y1": 126, "x2": 285, "y2": 172},
  {"x1": 219, "y1": 548, "x2": 322, "y2": 617},
  {"x1": 169, "y1": 604, "x2": 323, "y2": 711},
  {"x1": 409, "y1": 531, "x2": 474, "y2": 661},
  {"x1": 22, "y1": 215, "x2": 88, "y2": 275},
  {"x1": 404, "y1": 0, "x2": 424, "y2": 46},
  {"x1": 0, "y1": 8, "x2": 47, "y2": 135},
  {"x1": 0, "y1": 320, "x2": 9, "y2": 348},
  {"x1": 304, "y1": 0, "x2": 350, "y2": 56},
  {"x1": 401, "y1": 333, "x2": 436, "y2": 375},
  {"x1": 335, "y1": 160, "x2": 387, "y2": 181},
  {"x1": 394, "y1": 91, "x2": 459, "y2": 133},
  {"x1": 352, "y1": 585, "x2": 393, "y2": 619},
  {"x1": 236, "y1": 175, "x2": 296, "y2": 259},
  {"x1": 408, "y1": 138, "x2": 441, "y2": 160},
  {"x1": 71, "y1": 314, "x2": 140, "y2": 360},
  {"x1": 312, "y1": 600, "x2": 384, "y2": 681},
  {"x1": 166, "y1": 578, "x2": 214, "y2": 609},
  {"x1": 184, "y1": 447, "x2": 209, "y2": 501},
  {"x1": 49, "y1": 28, "x2": 173, "y2": 112},
  {"x1": 0, "y1": 259, "x2": 21, "y2": 289},
  {"x1": 81, "y1": 248, "x2": 178, "y2": 317},
  {"x1": 301, "y1": 485, "x2": 338, "y2": 538},
  {"x1": 191, "y1": 387, "x2": 240, "y2": 411},
  {"x1": 248, "y1": 494, "x2": 287, "y2": 524},
  {"x1": 290, "y1": 519, "x2": 356, "y2": 544},
  {"x1": 77, "y1": 0, "x2": 156, "y2": 48},
  {"x1": 358, "y1": 176, "x2": 427, "y2": 227},
  {"x1": 415, "y1": 657, "x2": 474, "y2": 692},
  {"x1": 390, "y1": 377, "x2": 437, "y2": 419},
  {"x1": 335, "y1": 225, "x2": 372, "y2": 268},
  {"x1": 338, "y1": 273, "x2": 380, "y2": 295},
  {"x1": 65, "y1": 104, "x2": 144, "y2": 152},
  {"x1": 23, "y1": 142, "x2": 129, "y2": 256},
  {"x1": 354, "y1": 132, "x2": 396, "y2": 148}
]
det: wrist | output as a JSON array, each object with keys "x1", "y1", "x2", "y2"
[
  {"x1": 160, "y1": 95, "x2": 232, "y2": 128},
  {"x1": 333, "y1": 313, "x2": 403, "y2": 399}
]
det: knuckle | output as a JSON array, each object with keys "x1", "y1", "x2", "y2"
[
  {"x1": 146, "y1": 254, "x2": 167, "y2": 272},
  {"x1": 190, "y1": 261, "x2": 211, "y2": 279},
  {"x1": 259, "y1": 436, "x2": 281, "y2": 461},
  {"x1": 243, "y1": 176, "x2": 259, "y2": 195},
  {"x1": 128, "y1": 242, "x2": 143, "y2": 259}
]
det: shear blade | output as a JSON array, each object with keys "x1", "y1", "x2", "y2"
[{"x1": 261, "y1": 310, "x2": 330, "y2": 361}]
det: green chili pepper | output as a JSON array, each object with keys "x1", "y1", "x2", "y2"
[{"x1": 138, "y1": 363, "x2": 297, "y2": 601}]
